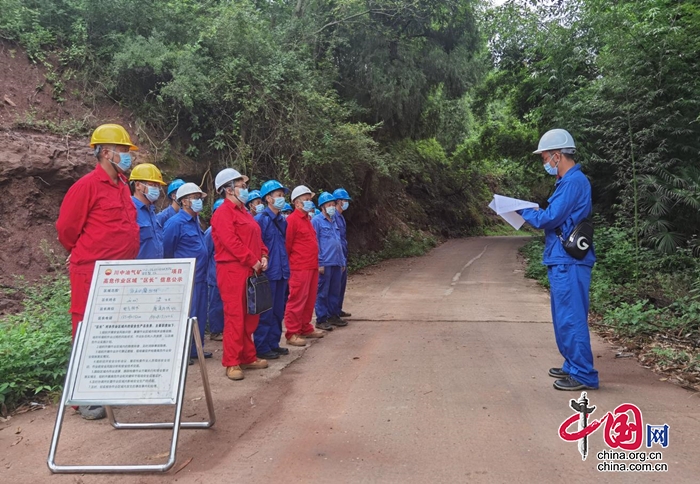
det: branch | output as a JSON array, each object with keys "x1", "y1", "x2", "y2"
[{"x1": 312, "y1": 9, "x2": 396, "y2": 35}]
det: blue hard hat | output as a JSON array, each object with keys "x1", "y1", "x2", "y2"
[
  {"x1": 314, "y1": 209, "x2": 321, "y2": 216},
  {"x1": 282, "y1": 203, "x2": 293, "y2": 212},
  {"x1": 332, "y1": 188, "x2": 352, "y2": 201},
  {"x1": 212, "y1": 199, "x2": 225, "y2": 213},
  {"x1": 167, "y1": 179, "x2": 185, "y2": 197},
  {"x1": 246, "y1": 190, "x2": 262, "y2": 207},
  {"x1": 317, "y1": 191, "x2": 336, "y2": 207},
  {"x1": 260, "y1": 179, "x2": 289, "y2": 199}
]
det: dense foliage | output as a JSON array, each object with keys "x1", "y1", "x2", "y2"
[
  {"x1": 476, "y1": 0, "x2": 700, "y2": 255},
  {"x1": 0, "y1": 0, "x2": 492, "y2": 246}
]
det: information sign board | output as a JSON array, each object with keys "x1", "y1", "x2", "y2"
[{"x1": 66, "y1": 259, "x2": 195, "y2": 406}]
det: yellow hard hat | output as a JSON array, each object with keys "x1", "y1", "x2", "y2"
[
  {"x1": 90, "y1": 124, "x2": 138, "y2": 151},
  {"x1": 129, "y1": 163, "x2": 166, "y2": 185}
]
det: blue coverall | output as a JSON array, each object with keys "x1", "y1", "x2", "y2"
[
  {"x1": 520, "y1": 164, "x2": 599, "y2": 388},
  {"x1": 132, "y1": 197, "x2": 164, "y2": 259},
  {"x1": 156, "y1": 204, "x2": 178, "y2": 229},
  {"x1": 163, "y1": 210, "x2": 209, "y2": 357},
  {"x1": 312, "y1": 213, "x2": 344, "y2": 323},
  {"x1": 254, "y1": 207, "x2": 290, "y2": 354},
  {"x1": 336, "y1": 212, "x2": 349, "y2": 312},
  {"x1": 204, "y1": 227, "x2": 224, "y2": 335}
]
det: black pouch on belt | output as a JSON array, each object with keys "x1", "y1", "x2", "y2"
[{"x1": 556, "y1": 218, "x2": 594, "y2": 260}]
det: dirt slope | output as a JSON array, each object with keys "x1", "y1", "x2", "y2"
[{"x1": 0, "y1": 42, "x2": 144, "y2": 313}]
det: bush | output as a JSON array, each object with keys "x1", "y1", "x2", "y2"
[{"x1": 0, "y1": 275, "x2": 72, "y2": 412}]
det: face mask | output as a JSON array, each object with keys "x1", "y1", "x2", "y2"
[
  {"x1": 544, "y1": 162, "x2": 559, "y2": 176},
  {"x1": 145, "y1": 186, "x2": 160, "y2": 203},
  {"x1": 113, "y1": 152, "x2": 132, "y2": 172},
  {"x1": 302, "y1": 200, "x2": 315, "y2": 212},
  {"x1": 544, "y1": 153, "x2": 559, "y2": 176},
  {"x1": 341, "y1": 201, "x2": 349, "y2": 211},
  {"x1": 236, "y1": 188, "x2": 249, "y2": 204},
  {"x1": 190, "y1": 199, "x2": 203, "y2": 213},
  {"x1": 326, "y1": 206, "x2": 336, "y2": 217},
  {"x1": 255, "y1": 203, "x2": 264, "y2": 214},
  {"x1": 273, "y1": 197, "x2": 286, "y2": 210}
]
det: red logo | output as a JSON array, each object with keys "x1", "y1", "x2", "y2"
[
  {"x1": 104, "y1": 269, "x2": 113, "y2": 276},
  {"x1": 559, "y1": 392, "x2": 644, "y2": 460}
]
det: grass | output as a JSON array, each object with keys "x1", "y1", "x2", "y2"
[
  {"x1": 0, "y1": 274, "x2": 72, "y2": 415},
  {"x1": 348, "y1": 229, "x2": 438, "y2": 273}
]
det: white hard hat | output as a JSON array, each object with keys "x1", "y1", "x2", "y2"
[
  {"x1": 533, "y1": 129, "x2": 576, "y2": 154},
  {"x1": 215, "y1": 168, "x2": 249, "y2": 191},
  {"x1": 291, "y1": 185, "x2": 315, "y2": 202},
  {"x1": 176, "y1": 182, "x2": 207, "y2": 201}
]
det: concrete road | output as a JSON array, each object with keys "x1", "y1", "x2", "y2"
[{"x1": 2, "y1": 237, "x2": 699, "y2": 483}]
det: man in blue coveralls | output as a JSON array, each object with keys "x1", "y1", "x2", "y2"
[
  {"x1": 157, "y1": 178, "x2": 184, "y2": 227},
  {"x1": 333, "y1": 188, "x2": 352, "y2": 319},
  {"x1": 312, "y1": 192, "x2": 347, "y2": 331},
  {"x1": 163, "y1": 182, "x2": 212, "y2": 362},
  {"x1": 519, "y1": 128, "x2": 599, "y2": 391},
  {"x1": 130, "y1": 163, "x2": 167, "y2": 259},
  {"x1": 254, "y1": 180, "x2": 292, "y2": 360},
  {"x1": 204, "y1": 198, "x2": 225, "y2": 342}
]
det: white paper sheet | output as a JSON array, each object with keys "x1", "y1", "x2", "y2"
[{"x1": 488, "y1": 195, "x2": 539, "y2": 230}]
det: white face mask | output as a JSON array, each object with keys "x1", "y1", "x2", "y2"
[{"x1": 144, "y1": 185, "x2": 160, "y2": 202}]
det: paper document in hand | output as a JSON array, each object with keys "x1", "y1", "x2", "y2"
[{"x1": 488, "y1": 195, "x2": 539, "y2": 230}]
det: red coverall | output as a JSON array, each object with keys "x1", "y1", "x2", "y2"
[
  {"x1": 283, "y1": 208, "x2": 319, "y2": 339},
  {"x1": 211, "y1": 199, "x2": 268, "y2": 367},
  {"x1": 56, "y1": 164, "x2": 140, "y2": 336}
]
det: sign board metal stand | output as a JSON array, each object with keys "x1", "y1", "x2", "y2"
[{"x1": 47, "y1": 259, "x2": 216, "y2": 474}]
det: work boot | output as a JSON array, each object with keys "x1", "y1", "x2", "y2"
[
  {"x1": 548, "y1": 367, "x2": 569, "y2": 378},
  {"x1": 287, "y1": 334, "x2": 307, "y2": 347},
  {"x1": 272, "y1": 347, "x2": 290, "y2": 355},
  {"x1": 79, "y1": 406, "x2": 106, "y2": 420},
  {"x1": 226, "y1": 366, "x2": 244, "y2": 381},
  {"x1": 553, "y1": 376, "x2": 597, "y2": 391},
  {"x1": 303, "y1": 329, "x2": 326, "y2": 339},
  {"x1": 330, "y1": 316, "x2": 348, "y2": 327},
  {"x1": 241, "y1": 358, "x2": 268, "y2": 370},
  {"x1": 316, "y1": 320, "x2": 334, "y2": 331},
  {"x1": 210, "y1": 332, "x2": 223, "y2": 341},
  {"x1": 340, "y1": 310, "x2": 352, "y2": 318},
  {"x1": 257, "y1": 351, "x2": 280, "y2": 360}
]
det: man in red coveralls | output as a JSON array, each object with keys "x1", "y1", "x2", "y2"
[
  {"x1": 56, "y1": 123, "x2": 140, "y2": 420},
  {"x1": 211, "y1": 168, "x2": 271, "y2": 381},
  {"x1": 283, "y1": 185, "x2": 327, "y2": 347}
]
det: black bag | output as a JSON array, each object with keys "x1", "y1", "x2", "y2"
[
  {"x1": 556, "y1": 218, "x2": 594, "y2": 260},
  {"x1": 247, "y1": 272, "x2": 273, "y2": 315}
]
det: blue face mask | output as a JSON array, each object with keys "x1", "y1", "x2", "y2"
[
  {"x1": 302, "y1": 200, "x2": 314, "y2": 212},
  {"x1": 326, "y1": 206, "x2": 336, "y2": 217},
  {"x1": 544, "y1": 162, "x2": 559, "y2": 176},
  {"x1": 273, "y1": 197, "x2": 286, "y2": 210},
  {"x1": 144, "y1": 186, "x2": 160, "y2": 203},
  {"x1": 190, "y1": 199, "x2": 203, "y2": 213},
  {"x1": 112, "y1": 152, "x2": 132, "y2": 172},
  {"x1": 255, "y1": 203, "x2": 264, "y2": 214},
  {"x1": 341, "y1": 201, "x2": 349, "y2": 211},
  {"x1": 236, "y1": 188, "x2": 249, "y2": 204}
]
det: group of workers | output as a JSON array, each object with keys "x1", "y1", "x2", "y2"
[{"x1": 56, "y1": 123, "x2": 354, "y2": 419}]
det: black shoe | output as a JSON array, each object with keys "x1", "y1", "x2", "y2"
[
  {"x1": 316, "y1": 321, "x2": 334, "y2": 331},
  {"x1": 330, "y1": 316, "x2": 348, "y2": 327},
  {"x1": 272, "y1": 347, "x2": 290, "y2": 355},
  {"x1": 258, "y1": 351, "x2": 280, "y2": 360},
  {"x1": 189, "y1": 359, "x2": 194, "y2": 366},
  {"x1": 549, "y1": 367, "x2": 569, "y2": 378},
  {"x1": 553, "y1": 376, "x2": 597, "y2": 391},
  {"x1": 190, "y1": 351, "x2": 213, "y2": 360},
  {"x1": 340, "y1": 310, "x2": 352, "y2": 318}
]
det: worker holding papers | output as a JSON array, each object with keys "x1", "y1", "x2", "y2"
[{"x1": 488, "y1": 195, "x2": 539, "y2": 230}]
